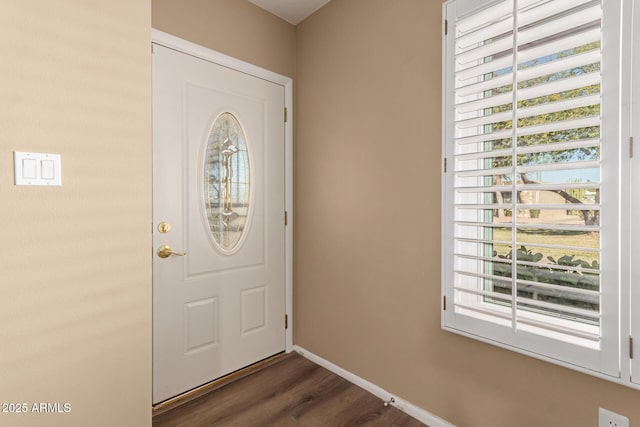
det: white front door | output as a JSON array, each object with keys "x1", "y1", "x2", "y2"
[{"x1": 152, "y1": 43, "x2": 286, "y2": 404}]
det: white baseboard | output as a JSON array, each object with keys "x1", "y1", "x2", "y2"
[{"x1": 292, "y1": 345, "x2": 455, "y2": 427}]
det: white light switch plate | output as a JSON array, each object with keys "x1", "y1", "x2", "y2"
[{"x1": 14, "y1": 152, "x2": 62, "y2": 186}]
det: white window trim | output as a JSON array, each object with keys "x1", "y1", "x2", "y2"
[
  {"x1": 628, "y1": 0, "x2": 640, "y2": 386},
  {"x1": 441, "y1": 0, "x2": 637, "y2": 388}
]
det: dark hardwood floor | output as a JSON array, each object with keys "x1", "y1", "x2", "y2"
[{"x1": 153, "y1": 352, "x2": 427, "y2": 427}]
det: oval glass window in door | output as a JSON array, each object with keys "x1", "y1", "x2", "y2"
[{"x1": 204, "y1": 112, "x2": 251, "y2": 252}]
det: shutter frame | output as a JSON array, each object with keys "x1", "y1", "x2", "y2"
[{"x1": 443, "y1": 0, "x2": 621, "y2": 378}]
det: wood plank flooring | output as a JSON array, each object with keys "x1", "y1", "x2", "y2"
[{"x1": 153, "y1": 352, "x2": 427, "y2": 427}]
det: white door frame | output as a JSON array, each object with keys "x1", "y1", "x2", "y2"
[{"x1": 152, "y1": 29, "x2": 293, "y2": 353}]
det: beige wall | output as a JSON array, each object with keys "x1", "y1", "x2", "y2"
[
  {"x1": 294, "y1": 1, "x2": 640, "y2": 426},
  {"x1": 152, "y1": 0, "x2": 296, "y2": 78},
  {"x1": 0, "y1": 1, "x2": 152, "y2": 427}
]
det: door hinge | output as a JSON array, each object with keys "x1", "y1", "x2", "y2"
[
  {"x1": 443, "y1": 295, "x2": 447, "y2": 311},
  {"x1": 631, "y1": 136, "x2": 634, "y2": 158},
  {"x1": 445, "y1": 19, "x2": 448, "y2": 35},
  {"x1": 285, "y1": 314, "x2": 289, "y2": 329},
  {"x1": 444, "y1": 157, "x2": 448, "y2": 173},
  {"x1": 284, "y1": 211, "x2": 288, "y2": 226},
  {"x1": 284, "y1": 108, "x2": 288, "y2": 123},
  {"x1": 630, "y1": 336, "x2": 634, "y2": 359}
]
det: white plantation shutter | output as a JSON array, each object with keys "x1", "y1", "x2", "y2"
[{"x1": 442, "y1": 0, "x2": 621, "y2": 376}]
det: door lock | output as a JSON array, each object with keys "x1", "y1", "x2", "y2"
[
  {"x1": 157, "y1": 222, "x2": 171, "y2": 233},
  {"x1": 157, "y1": 245, "x2": 187, "y2": 259}
]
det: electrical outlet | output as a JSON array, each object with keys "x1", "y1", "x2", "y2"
[{"x1": 599, "y1": 408, "x2": 629, "y2": 427}]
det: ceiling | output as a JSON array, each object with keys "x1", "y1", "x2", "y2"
[{"x1": 248, "y1": 0, "x2": 331, "y2": 25}]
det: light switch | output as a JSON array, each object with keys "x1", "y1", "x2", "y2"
[
  {"x1": 41, "y1": 160, "x2": 55, "y2": 180},
  {"x1": 22, "y1": 159, "x2": 37, "y2": 179},
  {"x1": 14, "y1": 152, "x2": 62, "y2": 186}
]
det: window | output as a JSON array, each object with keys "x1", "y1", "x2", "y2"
[{"x1": 442, "y1": 0, "x2": 636, "y2": 384}]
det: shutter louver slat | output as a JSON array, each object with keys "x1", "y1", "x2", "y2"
[
  {"x1": 517, "y1": 160, "x2": 600, "y2": 174},
  {"x1": 454, "y1": 237, "x2": 600, "y2": 253},
  {"x1": 516, "y1": 138, "x2": 599, "y2": 154},
  {"x1": 518, "y1": 95, "x2": 600, "y2": 120},
  {"x1": 455, "y1": 110, "x2": 513, "y2": 130},
  {"x1": 454, "y1": 129, "x2": 513, "y2": 145},
  {"x1": 517, "y1": 49, "x2": 600, "y2": 83},
  {"x1": 455, "y1": 138, "x2": 599, "y2": 161},
  {"x1": 455, "y1": 167, "x2": 514, "y2": 178},
  {"x1": 455, "y1": 57, "x2": 513, "y2": 83},
  {"x1": 455, "y1": 94, "x2": 513, "y2": 115},
  {"x1": 516, "y1": 116, "x2": 600, "y2": 137},
  {"x1": 454, "y1": 159, "x2": 600, "y2": 179},
  {"x1": 456, "y1": 74, "x2": 513, "y2": 99},
  {"x1": 517, "y1": 72, "x2": 600, "y2": 103},
  {"x1": 455, "y1": 221, "x2": 599, "y2": 233},
  {"x1": 454, "y1": 182, "x2": 597, "y2": 193},
  {"x1": 513, "y1": 182, "x2": 599, "y2": 192},
  {"x1": 455, "y1": 204, "x2": 600, "y2": 213}
]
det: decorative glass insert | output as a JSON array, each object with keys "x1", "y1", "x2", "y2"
[{"x1": 204, "y1": 112, "x2": 251, "y2": 252}]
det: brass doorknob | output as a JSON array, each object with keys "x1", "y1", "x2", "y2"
[{"x1": 157, "y1": 245, "x2": 187, "y2": 259}]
